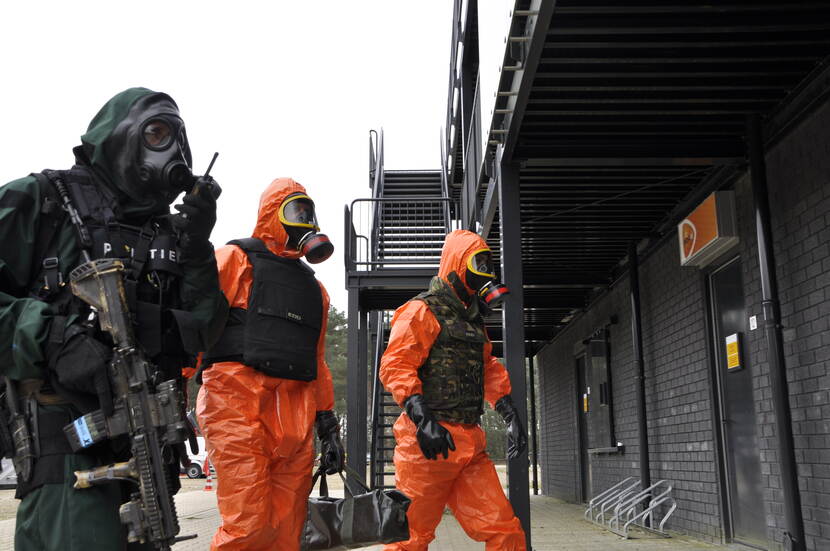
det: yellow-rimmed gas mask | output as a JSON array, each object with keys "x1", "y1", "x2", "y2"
[
  {"x1": 279, "y1": 193, "x2": 333, "y2": 263},
  {"x1": 465, "y1": 248, "x2": 509, "y2": 312}
]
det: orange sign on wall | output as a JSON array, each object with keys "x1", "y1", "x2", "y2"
[{"x1": 678, "y1": 191, "x2": 738, "y2": 267}]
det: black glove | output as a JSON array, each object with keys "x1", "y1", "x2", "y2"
[
  {"x1": 172, "y1": 176, "x2": 218, "y2": 255},
  {"x1": 315, "y1": 410, "x2": 345, "y2": 475},
  {"x1": 51, "y1": 324, "x2": 114, "y2": 414},
  {"x1": 404, "y1": 394, "x2": 456, "y2": 460},
  {"x1": 495, "y1": 395, "x2": 527, "y2": 460}
]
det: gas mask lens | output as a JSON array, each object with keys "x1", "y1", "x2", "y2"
[
  {"x1": 466, "y1": 249, "x2": 496, "y2": 290},
  {"x1": 470, "y1": 250, "x2": 495, "y2": 278},
  {"x1": 280, "y1": 195, "x2": 319, "y2": 229},
  {"x1": 142, "y1": 119, "x2": 174, "y2": 149}
]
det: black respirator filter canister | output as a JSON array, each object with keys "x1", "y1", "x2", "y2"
[
  {"x1": 301, "y1": 233, "x2": 334, "y2": 264},
  {"x1": 479, "y1": 282, "x2": 510, "y2": 307}
]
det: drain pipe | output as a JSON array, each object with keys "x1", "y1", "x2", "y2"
[
  {"x1": 747, "y1": 114, "x2": 805, "y2": 551},
  {"x1": 528, "y1": 356, "x2": 539, "y2": 495},
  {"x1": 628, "y1": 242, "x2": 651, "y2": 501}
]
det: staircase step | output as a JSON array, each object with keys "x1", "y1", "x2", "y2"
[{"x1": 379, "y1": 218, "x2": 445, "y2": 223}]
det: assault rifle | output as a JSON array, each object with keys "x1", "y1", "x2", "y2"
[
  {"x1": 50, "y1": 159, "x2": 221, "y2": 549},
  {"x1": 65, "y1": 256, "x2": 192, "y2": 549}
]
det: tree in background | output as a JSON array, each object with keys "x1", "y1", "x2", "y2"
[{"x1": 325, "y1": 305, "x2": 348, "y2": 420}]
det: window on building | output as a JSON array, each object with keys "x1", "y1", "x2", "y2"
[{"x1": 585, "y1": 327, "x2": 616, "y2": 450}]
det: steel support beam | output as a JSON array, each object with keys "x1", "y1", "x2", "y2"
[
  {"x1": 497, "y1": 148, "x2": 531, "y2": 548},
  {"x1": 747, "y1": 114, "x2": 805, "y2": 551},
  {"x1": 346, "y1": 288, "x2": 369, "y2": 487}
]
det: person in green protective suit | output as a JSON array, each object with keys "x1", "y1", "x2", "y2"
[{"x1": 0, "y1": 87, "x2": 229, "y2": 550}]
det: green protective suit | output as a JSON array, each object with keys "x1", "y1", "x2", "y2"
[{"x1": 0, "y1": 87, "x2": 229, "y2": 550}]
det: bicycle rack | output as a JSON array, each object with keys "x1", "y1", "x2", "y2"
[{"x1": 584, "y1": 478, "x2": 677, "y2": 539}]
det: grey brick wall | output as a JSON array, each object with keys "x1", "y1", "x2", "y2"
[
  {"x1": 760, "y1": 98, "x2": 830, "y2": 551},
  {"x1": 535, "y1": 98, "x2": 830, "y2": 549},
  {"x1": 536, "y1": 237, "x2": 721, "y2": 543}
]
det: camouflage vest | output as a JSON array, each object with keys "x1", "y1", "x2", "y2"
[{"x1": 415, "y1": 276, "x2": 486, "y2": 425}]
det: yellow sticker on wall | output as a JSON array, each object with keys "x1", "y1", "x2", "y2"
[{"x1": 726, "y1": 333, "x2": 741, "y2": 370}]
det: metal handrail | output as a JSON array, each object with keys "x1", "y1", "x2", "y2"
[
  {"x1": 343, "y1": 205, "x2": 355, "y2": 272},
  {"x1": 443, "y1": 0, "x2": 464, "y2": 186},
  {"x1": 369, "y1": 129, "x2": 378, "y2": 191},
  {"x1": 369, "y1": 129, "x2": 385, "y2": 264},
  {"x1": 439, "y1": 127, "x2": 452, "y2": 231}
]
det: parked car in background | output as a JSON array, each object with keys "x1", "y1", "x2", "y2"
[
  {"x1": 183, "y1": 436, "x2": 208, "y2": 479},
  {"x1": 0, "y1": 458, "x2": 16, "y2": 489}
]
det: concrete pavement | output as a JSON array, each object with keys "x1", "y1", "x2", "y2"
[{"x1": 0, "y1": 481, "x2": 722, "y2": 550}]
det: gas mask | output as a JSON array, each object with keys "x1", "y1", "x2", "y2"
[
  {"x1": 98, "y1": 94, "x2": 196, "y2": 214},
  {"x1": 138, "y1": 116, "x2": 194, "y2": 197},
  {"x1": 465, "y1": 248, "x2": 509, "y2": 313},
  {"x1": 279, "y1": 193, "x2": 334, "y2": 264}
]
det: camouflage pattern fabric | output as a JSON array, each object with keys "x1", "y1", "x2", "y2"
[{"x1": 415, "y1": 276, "x2": 486, "y2": 425}]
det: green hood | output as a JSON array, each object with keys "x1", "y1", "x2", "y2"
[{"x1": 80, "y1": 87, "x2": 192, "y2": 218}]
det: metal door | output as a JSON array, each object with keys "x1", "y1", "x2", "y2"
[
  {"x1": 710, "y1": 259, "x2": 766, "y2": 547},
  {"x1": 576, "y1": 354, "x2": 591, "y2": 501}
]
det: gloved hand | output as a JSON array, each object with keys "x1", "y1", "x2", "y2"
[
  {"x1": 51, "y1": 324, "x2": 114, "y2": 413},
  {"x1": 404, "y1": 394, "x2": 456, "y2": 460},
  {"x1": 172, "y1": 176, "x2": 218, "y2": 254},
  {"x1": 315, "y1": 410, "x2": 345, "y2": 474},
  {"x1": 495, "y1": 395, "x2": 527, "y2": 460}
]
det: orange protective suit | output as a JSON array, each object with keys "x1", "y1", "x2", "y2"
[
  {"x1": 379, "y1": 230, "x2": 526, "y2": 551},
  {"x1": 196, "y1": 178, "x2": 334, "y2": 551}
]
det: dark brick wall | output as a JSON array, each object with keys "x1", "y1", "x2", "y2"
[
  {"x1": 761, "y1": 98, "x2": 830, "y2": 551},
  {"x1": 536, "y1": 98, "x2": 830, "y2": 549},
  {"x1": 536, "y1": 235, "x2": 722, "y2": 543}
]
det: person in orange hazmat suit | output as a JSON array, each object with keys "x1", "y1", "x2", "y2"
[
  {"x1": 196, "y1": 177, "x2": 343, "y2": 551},
  {"x1": 379, "y1": 229, "x2": 528, "y2": 551}
]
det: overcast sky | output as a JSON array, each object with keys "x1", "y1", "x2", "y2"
[{"x1": 0, "y1": 1, "x2": 453, "y2": 311}]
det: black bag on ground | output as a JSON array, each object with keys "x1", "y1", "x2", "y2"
[{"x1": 301, "y1": 464, "x2": 410, "y2": 550}]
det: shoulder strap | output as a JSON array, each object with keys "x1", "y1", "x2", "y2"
[
  {"x1": 227, "y1": 237, "x2": 270, "y2": 255},
  {"x1": 227, "y1": 237, "x2": 315, "y2": 275},
  {"x1": 30, "y1": 172, "x2": 66, "y2": 299}
]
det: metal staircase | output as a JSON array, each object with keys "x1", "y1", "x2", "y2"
[
  {"x1": 376, "y1": 171, "x2": 448, "y2": 266},
  {"x1": 344, "y1": 129, "x2": 454, "y2": 489},
  {"x1": 369, "y1": 312, "x2": 398, "y2": 490}
]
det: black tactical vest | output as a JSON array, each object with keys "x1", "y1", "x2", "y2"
[
  {"x1": 31, "y1": 168, "x2": 185, "y2": 367},
  {"x1": 415, "y1": 277, "x2": 486, "y2": 425},
  {"x1": 15, "y1": 168, "x2": 188, "y2": 499},
  {"x1": 203, "y1": 238, "x2": 322, "y2": 381}
]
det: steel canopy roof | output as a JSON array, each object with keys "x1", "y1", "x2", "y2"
[{"x1": 478, "y1": 0, "x2": 830, "y2": 355}]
